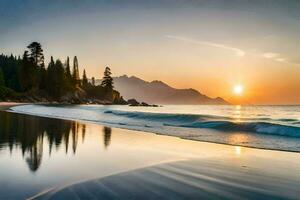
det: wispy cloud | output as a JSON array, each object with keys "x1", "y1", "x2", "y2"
[
  {"x1": 262, "y1": 52, "x2": 299, "y2": 65},
  {"x1": 165, "y1": 35, "x2": 245, "y2": 57},
  {"x1": 262, "y1": 52, "x2": 280, "y2": 59}
]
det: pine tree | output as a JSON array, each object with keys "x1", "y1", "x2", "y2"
[
  {"x1": 19, "y1": 51, "x2": 37, "y2": 91},
  {"x1": 0, "y1": 53, "x2": 22, "y2": 92},
  {"x1": 64, "y1": 56, "x2": 73, "y2": 91},
  {"x1": 65, "y1": 57, "x2": 72, "y2": 81},
  {"x1": 54, "y1": 59, "x2": 65, "y2": 97},
  {"x1": 39, "y1": 64, "x2": 47, "y2": 90},
  {"x1": 0, "y1": 68, "x2": 5, "y2": 87},
  {"x1": 72, "y1": 56, "x2": 80, "y2": 87},
  {"x1": 0, "y1": 68, "x2": 7, "y2": 99},
  {"x1": 50, "y1": 56, "x2": 55, "y2": 67},
  {"x1": 46, "y1": 58, "x2": 65, "y2": 98},
  {"x1": 27, "y1": 42, "x2": 44, "y2": 67},
  {"x1": 82, "y1": 69, "x2": 88, "y2": 87},
  {"x1": 46, "y1": 56, "x2": 55, "y2": 96},
  {"x1": 19, "y1": 42, "x2": 44, "y2": 91},
  {"x1": 101, "y1": 66, "x2": 113, "y2": 90}
]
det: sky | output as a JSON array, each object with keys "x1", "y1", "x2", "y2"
[{"x1": 1, "y1": 0, "x2": 300, "y2": 105}]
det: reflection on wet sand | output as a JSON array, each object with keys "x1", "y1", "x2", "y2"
[
  {"x1": 0, "y1": 112, "x2": 112, "y2": 172},
  {"x1": 103, "y1": 126, "x2": 112, "y2": 149}
]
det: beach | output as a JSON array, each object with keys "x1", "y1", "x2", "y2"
[
  {"x1": 0, "y1": 106, "x2": 300, "y2": 199},
  {"x1": 0, "y1": 102, "x2": 24, "y2": 110}
]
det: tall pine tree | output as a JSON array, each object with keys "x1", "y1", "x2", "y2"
[
  {"x1": 39, "y1": 64, "x2": 47, "y2": 90},
  {"x1": 46, "y1": 58, "x2": 65, "y2": 98},
  {"x1": 72, "y1": 56, "x2": 80, "y2": 87},
  {"x1": 19, "y1": 51, "x2": 38, "y2": 91},
  {"x1": 64, "y1": 56, "x2": 73, "y2": 91},
  {"x1": 0, "y1": 68, "x2": 5, "y2": 87},
  {"x1": 46, "y1": 56, "x2": 55, "y2": 96},
  {"x1": 0, "y1": 68, "x2": 7, "y2": 99},
  {"x1": 65, "y1": 57, "x2": 72, "y2": 81},
  {"x1": 101, "y1": 66, "x2": 114, "y2": 101},
  {"x1": 101, "y1": 66, "x2": 113, "y2": 90},
  {"x1": 82, "y1": 69, "x2": 88, "y2": 87},
  {"x1": 27, "y1": 42, "x2": 44, "y2": 67}
]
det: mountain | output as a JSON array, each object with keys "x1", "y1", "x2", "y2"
[{"x1": 94, "y1": 75, "x2": 229, "y2": 105}]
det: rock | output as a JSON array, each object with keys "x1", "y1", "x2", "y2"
[
  {"x1": 141, "y1": 102, "x2": 149, "y2": 106},
  {"x1": 127, "y1": 98, "x2": 140, "y2": 106},
  {"x1": 114, "y1": 96, "x2": 128, "y2": 105}
]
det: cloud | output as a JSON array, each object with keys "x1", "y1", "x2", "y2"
[
  {"x1": 262, "y1": 52, "x2": 280, "y2": 59},
  {"x1": 165, "y1": 35, "x2": 245, "y2": 57},
  {"x1": 275, "y1": 58, "x2": 286, "y2": 62},
  {"x1": 262, "y1": 52, "x2": 300, "y2": 65}
]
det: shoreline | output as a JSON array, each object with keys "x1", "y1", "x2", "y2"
[
  {"x1": 0, "y1": 102, "x2": 25, "y2": 109},
  {"x1": 5, "y1": 104, "x2": 300, "y2": 154},
  {"x1": 3, "y1": 104, "x2": 300, "y2": 157}
]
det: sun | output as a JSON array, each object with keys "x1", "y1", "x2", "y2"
[{"x1": 233, "y1": 84, "x2": 244, "y2": 95}]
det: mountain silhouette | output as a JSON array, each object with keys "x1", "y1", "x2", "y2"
[{"x1": 94, "y1": 75, "x2": 228, "y2": 105}]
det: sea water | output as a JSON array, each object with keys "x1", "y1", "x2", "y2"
[{"x1": 10, "y1": 104, "x2": 300, "y2": 152}]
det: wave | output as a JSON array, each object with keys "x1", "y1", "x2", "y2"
[
  {"x1": 9, "y1": 105, "x2": 300, "y2": 140},
  {"x1": 105, "y1": 110, "x2": 300, "y2": 138},
  {"x1": 165, "y1": 121, "x2": 300, "y2": 137}
]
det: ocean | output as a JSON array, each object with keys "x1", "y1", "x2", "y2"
[{"x1": 10, "y1": 104, "x2": 300, "y2": 152}]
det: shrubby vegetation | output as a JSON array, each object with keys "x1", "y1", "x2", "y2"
[{"x1": 0, "y1": 42, "x2": 125, "y2": 104}]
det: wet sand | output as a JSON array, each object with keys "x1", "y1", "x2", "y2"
[
  {"x1": 0, "y1": 102, "x2": 24, "y2": 110},
  {"x1": 29, "y1": 125, "x2": 300, "y2": 199},
  {"x1": 0, "y1": 109, "x2": 299, "y2": 199},
  {"x1": 33, "y1": 157, "x2": 300, "y2": 200}
]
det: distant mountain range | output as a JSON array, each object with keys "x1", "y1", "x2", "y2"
[{"x1": 94, "y1": 75, "x2": 228, "y2": 105}]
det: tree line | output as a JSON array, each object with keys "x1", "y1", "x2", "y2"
[{"x1": 0, "y1": 42, "x2": 123, "y2": 103}]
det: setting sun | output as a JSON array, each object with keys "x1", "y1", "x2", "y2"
[{"x1": 233, "y1": 85, "x2": 244, "y2": 95}]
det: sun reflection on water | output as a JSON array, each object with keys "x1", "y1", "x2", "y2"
[
  {"x1": 235, "y1": 146, "x2": 241, "y2": 156},
  {"x1": 234, "y1": 105, "x2": 242, "y2": 123}
]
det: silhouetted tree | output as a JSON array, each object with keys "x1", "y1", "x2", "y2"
[
  {"x1": 0, "y1": 68, "x2": 7, "y2": 99},
  {"x1": 54, "y1": 59, "x2": 65, "y2": 98},
  {"x1": 39, "y1": 64, "x2": 47, "y2": 90},
  {"x1": 64, "y1": 56, "x2": 74, "y2": 91},
  {"x1": 101, "y1": 66, "x2": 113, "y2": 90},
  {"x1": 45, "y1": 56, "x2": 55, "y2": 96},
  {"x1": 82, "y1": 69, "x2": 88, "y2": 87},
  {"x1": 0, "y1": 68, "x2": 5, "y2": 87},
  {"x1": 46, "y1": 58, "x2": 66, "y2": 98},
  {"x1": 19, "y1": 51, "x2": 38, "y2": 91},
  {"x1": 0, "y1": 54, "x2": 22, "y2": 92},
  {"x1": 65, "y1": 57, "x2": 72, "y2": 82},
  {"x1": 27, "y1": 42, "x2": 44, "y2": 67},
  {"x1": 72, "y1": 56, "x2": 80, "y2": 87},
  {"x1": 91, "y1": 77, "x2": 95, "y2": 86}
]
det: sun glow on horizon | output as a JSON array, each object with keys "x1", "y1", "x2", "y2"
[{"x1": 233, "y1": 85, "x2": 244, "y2": 96}]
